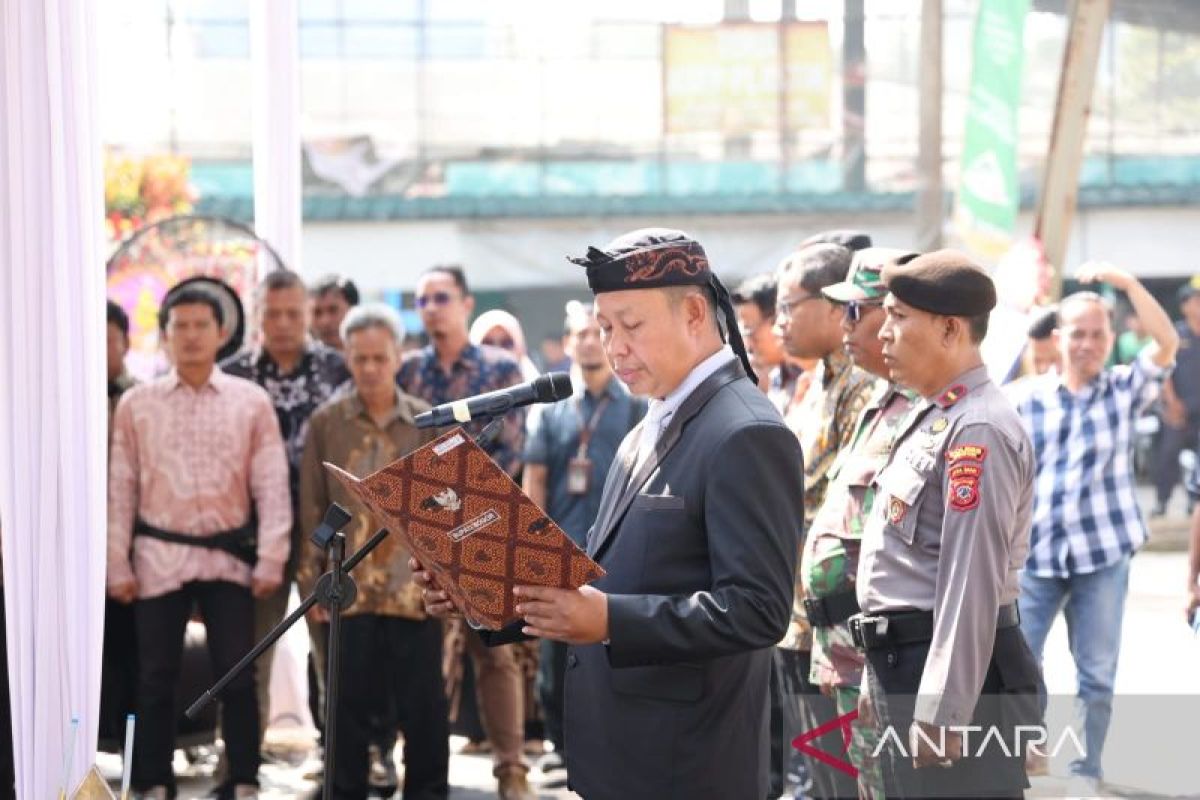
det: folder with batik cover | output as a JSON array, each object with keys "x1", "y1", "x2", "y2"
[{"x1": 324, "y1": 426, "x2": 605, "y2": 630}]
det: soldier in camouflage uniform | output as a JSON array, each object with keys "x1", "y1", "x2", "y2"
[
  {"x1": 775, "y1": 242, "x2": 881, "y2": 799},
  {"x1": 801, "y1": 249, "x2": 919, "y2": 798}
]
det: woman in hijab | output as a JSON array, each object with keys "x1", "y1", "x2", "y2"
[{"x1": 469, "y1": 308, "x2": 541, "y2": 381}]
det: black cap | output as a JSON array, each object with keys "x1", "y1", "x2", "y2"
[
  {"x1": 801, "y1": 229, "x2": 872, "y2": 253},
  {"x1": 881, "y1": 249, "x2": 997, "y2": 317},
  {"x1": 568, "y1": 228, "x2": 757, "y2": 385},
  {"x1": 1177, "y1": 275, "x2": 1200, "y2": 304}
]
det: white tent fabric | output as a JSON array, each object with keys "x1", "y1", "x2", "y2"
[
  {"x1": 252, "y1": 0, "x2": 303, "y2": 275},
  {"x1": 250, "y1": 1, "x2": 314, "y2": 733},
  {"x1": 0, "y1": 0, "x2": 108, "y2": 795}
]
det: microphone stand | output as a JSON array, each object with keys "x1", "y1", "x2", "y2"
[
  {"x1": 186, "y1": 503, "x2": 386, "y2": 800},
  {"x1": 189, "y1": 421, "x2": 506, "y2": 797}
]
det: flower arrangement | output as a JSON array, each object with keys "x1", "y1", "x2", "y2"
[{"x1": 104, "y1": 152, "x2": 197, "y2": 244}]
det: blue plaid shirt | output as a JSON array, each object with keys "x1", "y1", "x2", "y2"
[
  {"x1": 1009, "y1": 351, "x2": 1167, "y2": 577},
  {"x1": 396, "y1": 343, "x2": 526, "y2": 476}
]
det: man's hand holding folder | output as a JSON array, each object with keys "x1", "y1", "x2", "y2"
[{"x1": 411, "y1": 556, "x2": 610, "y2": 644}]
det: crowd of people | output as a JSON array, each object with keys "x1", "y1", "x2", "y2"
[{"x1": 80, "y1": 228, "x2": 1200, "y2": 800}]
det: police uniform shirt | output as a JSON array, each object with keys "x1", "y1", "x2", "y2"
[{"x1": 856, "y1": 365, "x2": 1035, "y2": 727}]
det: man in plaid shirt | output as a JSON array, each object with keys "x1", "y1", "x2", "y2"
[{"x1": 1008, "y1": 262, "x2": 1178, "y2": 791}]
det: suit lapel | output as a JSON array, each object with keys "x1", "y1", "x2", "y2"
[
  {"x1": 586, "y1": 419, "x2": 644, "y2": 549},
  {"x1": 587, "y1": 360, "x2": 745, "y2": 560}
]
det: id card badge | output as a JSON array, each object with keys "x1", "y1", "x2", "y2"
[{"x1": 567, "y1": 456, "x2": 593, "y2": 495}]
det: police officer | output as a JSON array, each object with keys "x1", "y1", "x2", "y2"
[{"x1": 851, "y1": 250, "x2": 1040, "y2": 798}]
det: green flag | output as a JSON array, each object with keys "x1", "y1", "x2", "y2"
[{"x1": 955, "y1": 0, "x2": 1031, "y2": 259}]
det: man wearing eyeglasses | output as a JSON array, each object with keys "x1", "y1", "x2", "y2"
[
  {"x1": 397, "y1": 265, "x2": 534, "y2": 800},
  {"x1": 773, "y1": 242, "x2": 880, "y2": 800},
  {"x1": 731, "y1": 272, "x2": 810, "y2": 415},
  {"x1": 799, "y1": 248, "x2": 920, "y2": 798}
]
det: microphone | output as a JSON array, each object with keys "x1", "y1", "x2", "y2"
[{"x1": 415, "y1": 372, "x2": 573, "y2": 429}]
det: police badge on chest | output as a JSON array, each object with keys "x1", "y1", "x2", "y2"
[{"x1": 567, "y1": 456, "x2": 593, "y2": 495}]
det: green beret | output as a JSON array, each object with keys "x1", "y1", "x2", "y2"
[{"x1": 881, "y1": 249, "x2": 997, "y2": 316}]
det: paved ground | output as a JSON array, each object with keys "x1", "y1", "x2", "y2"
[{"x1": 97, "y1": 496, "x2": 1198, "y2": 799}]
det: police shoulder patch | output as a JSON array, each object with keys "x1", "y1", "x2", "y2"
[
  {"x1": 948, "y1": 476, "x2": 981, "y2": 511},
  {"x1": 945, "y1": 444, "x2": 987, "y2": 464}
]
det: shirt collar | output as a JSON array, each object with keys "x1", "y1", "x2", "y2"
[
  {"x1": 583, "y1": 375, "x2": 623, "y2": 402},
  {"x1": 167, "y1": 366, "x2": 225, "y2": 394},
  {"x1": 1052, "y1": 365, "x2": 1112, "y2": 399},
  {"x1": 252, "y1": 341, "x2": 316, "y2": 374},
  {"x1": 820, "y1": 347, "x2": 854, "y2": 388},
  {"x1": 647, "y1": 347, "x2": 736, "y2": 428},
  {"x1": 927, "y1": 364, "x2": 991, "y2": 409},
  {"x1": 345, "y1": 387, "x2": 416, "y2": 427},
  {"x1": 425, "y1": 342, "x2": 481, "y2": 374}
]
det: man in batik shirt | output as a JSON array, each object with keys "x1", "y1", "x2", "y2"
[
  {"x1": 773, "y1": 242, "x2": 879, "y2": 799},
  {"x1": 108, "y1": 286, "x2": 291, "y2": 799},
  {"x1": 298, "y1": 304, "x2": 448, "y2": 799},
  {"x1": 397, "y1": 265, "x2": 533, "y2": 800},
  {"x1": 802, "y1": 248, "x2": 919, "y2": 798},
  {"x1": 221, "y1": 269, "x2": 350, "y2": 741}
]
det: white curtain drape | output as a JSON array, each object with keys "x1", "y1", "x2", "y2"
[
  {"x1": 0, "y1": 0, "x2": 108, "y2": 796},
  {"x1": 251, "y1": 0, "x2": 302, "y2": 275},
  {"x1": 250, "y1": 0, "x2": 315, "y2": 733}
]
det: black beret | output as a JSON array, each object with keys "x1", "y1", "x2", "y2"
[
  {"x1": 881, "y1": 249, "x2": 997, "y2": 317},
  {"x1": 801, "y1": 229, "x2": 872, "y2": 252}
]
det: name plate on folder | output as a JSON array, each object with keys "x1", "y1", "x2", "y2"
[{"x1": 324, "y1": 426, "x2": 605, "y2": 630}]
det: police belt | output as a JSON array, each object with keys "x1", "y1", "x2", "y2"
[
  {"x1": 848, "y1": 603, "x2": 1020, "y2": 652},
  {"x1": 802, "y1": 589, "x2": 861, "y2": 628},
  {"x1": 133, "y1": 518, "x2": 257, "y2": 567}
]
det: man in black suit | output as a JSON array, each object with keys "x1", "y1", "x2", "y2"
[{"x1": 416, "y1": 229, "x2": 805, "y2": 799}]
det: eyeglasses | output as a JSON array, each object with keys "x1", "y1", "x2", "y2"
[
  {"x1": 844, "y1": 299, "x2": 884, "y2": 323},
  {"x1": 416, "y1": 291, "x2": 455, "y2": 309},
  {"x1": 776, "y1": 294, "x2": 823, "y2": 317},
  {"x1": 482, "y1": 335, "x2": 515, "y2": 350}
]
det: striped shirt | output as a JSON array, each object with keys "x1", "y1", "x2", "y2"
[{"x1": 1008, "y1": 350, "x2": 1167, "y2": 578}]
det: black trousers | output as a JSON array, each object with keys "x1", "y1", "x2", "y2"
[
  {"x1": 863, "y1": 626, "x2": 1039, "y2": 799},
  {"x1": 537, "y1": 639, "x2": 568, "y2": 755},
  {"x1": 99, "y1": 597, "x2": 139, "y2": 747},
  {"x1": 1153, "y1": 415, "x2": 1200, "y2": 505},
  {"x1": 778, "y1": 648, "x2": 859, "y2": 800},
  {"x1": 0, "y1": 593, "x2": 14, "y2": 800},
  {"x1": 331, "y1": 615, "x2": 449, "y2": 800},
  {"x1": 133, "y1": 581, "x2": 259, "y2": 792}
]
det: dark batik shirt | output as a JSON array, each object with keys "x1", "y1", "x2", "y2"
[
  {"x1": 221, "y1": 342, "x2": 351, "y2": 499},
  {"x1": 397, "y1": 343, "x2": 526, "y2": 476}
]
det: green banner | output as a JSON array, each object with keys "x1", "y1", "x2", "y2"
[{"x1": 955, "y1": 0, "x2": 1030, "y2": 259}]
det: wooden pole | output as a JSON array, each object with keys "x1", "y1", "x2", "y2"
[
  {"x1": 916, "y1": 0, "x2": 944, "y2": 251},
  {"x1": 1034, "y1": 0, "x2": 1113, "y2": 299}
]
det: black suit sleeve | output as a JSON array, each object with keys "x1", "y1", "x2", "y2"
[{"x1": 605, "y1": 421, "x2": 804, "y2": 668}]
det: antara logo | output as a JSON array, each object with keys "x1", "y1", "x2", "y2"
[
  {"x1": 873, "y1": 725, "x2": 1086, "y2": 761},
  {"x1": 792, "y1": 712, "x2": 1087, "y2": 779}
]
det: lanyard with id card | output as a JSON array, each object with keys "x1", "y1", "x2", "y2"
[{"x1": 567, "y1": 394, "x2": 611, "y2": 495}]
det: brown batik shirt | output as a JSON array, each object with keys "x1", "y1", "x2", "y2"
[{"x1": 297, "y1": 388, "x2": 437, "y2": 619}]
